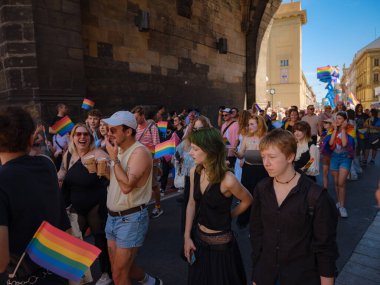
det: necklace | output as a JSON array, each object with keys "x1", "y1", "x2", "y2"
[{"x1": 275, "y1": 172, "x2": 297, "y2": 184}]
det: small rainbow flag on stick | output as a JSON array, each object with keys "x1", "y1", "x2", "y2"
[
  {"x1": 154, "y1": 139, "x2": 176, "y2": 159},
  {"x1": 347, "y1": 92, "x2": 360, "y2": 106},
  {"x1": 51, "y1": 116, "x2": 74, "y2": 136},
  {"x1": 81, "y1": 98, "x2": 95, "y2": 110},
  {"x1": 18, "y1": 221, "x2": 101, "y2": 282},
  {"x1": 157, "y1": 121, "x2": 168, "y2": 134}
]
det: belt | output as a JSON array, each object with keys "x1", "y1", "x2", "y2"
[{"x1": 108, "y1": 204, "x2": 146, "y2": 217}]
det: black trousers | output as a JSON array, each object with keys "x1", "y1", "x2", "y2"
[
  {"x1": 180, "y1": 175, "x2": 191, "y2": 235},
  {"x1": 160, "y1": 158, "x2": 172, "y2": 190}
]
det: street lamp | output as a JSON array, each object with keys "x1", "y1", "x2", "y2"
[{"x1": 269, "y1": 88, "x2": 275, "y2": 107}]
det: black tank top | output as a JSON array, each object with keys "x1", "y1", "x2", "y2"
[
  {"x1": 193, "y1": 171, "x2": 232, "y2": 231},
  {"x1": 63, "y1": 155, "x2": 107, "y2": 215}
]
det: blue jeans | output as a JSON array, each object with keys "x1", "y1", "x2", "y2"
[
  {"x1": 105, "y1": 208, "x2": 149, "y2": 248},
  {"x1": 330, "y1": 151, "x2": 352, "y2": 171}
]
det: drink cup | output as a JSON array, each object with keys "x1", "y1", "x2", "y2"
[
  {"x1": 96, "y1": 157, "x2": 108, "y2": 177},
  {"x1": 83, "y1": 155, "x2": 96, "y2": 173}
]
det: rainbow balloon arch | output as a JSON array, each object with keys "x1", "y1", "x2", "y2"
[{"x1": 317, "y1": 65, "x2": 340, "y2": 108}]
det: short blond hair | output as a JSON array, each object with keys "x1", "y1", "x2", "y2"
[
  {"x1": 259, "y1": 129, "x2": 296, "y2": 159},
  {"x1": 68, "y1": 123, "x2": 95, "y2": 155}
]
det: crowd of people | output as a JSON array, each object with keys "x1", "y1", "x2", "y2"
[{"x1": 0, "y1": 100, "x2": 379, "y2": 285}]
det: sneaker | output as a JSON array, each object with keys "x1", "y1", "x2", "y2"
[
  {"x1": 95, "y1": 273, "x2": 112, "y2": 285},
  {"x1": 151, "y1": 207, "x2": 164, "y2": 219},
  {"x1": 369, "y1": 160, "x2": 375, "y2": 165},
  {"x1": 160, "y1": 189, "x2": 165, "y2": 197},
  {"x1": 339, "y1": 207, "x2": 348, "y2": 218},
  {"x1": 336, "y1": 202, "x2": 340, "y2": 209},
  {"x1": 154, "y1": 277, "x2": 163, "y2": 285}
]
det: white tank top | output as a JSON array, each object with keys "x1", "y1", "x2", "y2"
[{"x1": 107, "y1": 141, "x2": 152, "y2": 212}]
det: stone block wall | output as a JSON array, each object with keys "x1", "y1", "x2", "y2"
[
  {"x1": 0, "y1": 0, "x2": 38, "y2": 105},
  {"x1": 81, "y1": 0, "x2": 246, "y2": 116}
]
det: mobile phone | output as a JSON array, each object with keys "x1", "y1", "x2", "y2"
[{"x1": 190, "y1": 252, "x2": 196, "y2": 265}]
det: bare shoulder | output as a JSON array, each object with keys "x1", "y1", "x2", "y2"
[{"x1": 222, "y1": 171, "x2": 238, "y2": 188}]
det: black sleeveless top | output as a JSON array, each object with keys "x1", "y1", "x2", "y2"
[
  {"x1": 63, "y1": 154, "x2": 107, "y2": 215},
  {"x1": 193, "y1": 171, "x2": 233, "y2": 231}
]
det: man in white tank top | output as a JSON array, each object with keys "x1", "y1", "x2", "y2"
[{"x1": 102, "y1": 111, "x2": 163, "y2": 285}]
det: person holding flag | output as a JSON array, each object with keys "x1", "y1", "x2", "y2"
[{"x1": 0, "y1": 107, "x2": 71, "y2": 285}]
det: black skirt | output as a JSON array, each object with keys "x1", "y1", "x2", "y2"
[{"x1": 188, "y1": 227, "x2": 246, "y2": 285}]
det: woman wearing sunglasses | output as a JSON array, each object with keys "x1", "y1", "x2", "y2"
[{"x1": 58, "y1": 123, "x2": 112, "y2": 285}]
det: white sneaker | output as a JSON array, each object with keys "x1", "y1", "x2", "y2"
[
  {"x1": 151, "y1": 207, "x2": 164, "y2": 219},
  {"x1": 95, "y1": 273, "x2": 112, "y2": 285},
  {"x1": 339, "y1": 207, "x2": 348, "y2": 218}
]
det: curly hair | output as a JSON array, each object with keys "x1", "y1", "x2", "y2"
[{"x1": 0, "y1": 107, "x2": 35, "y2": 152}]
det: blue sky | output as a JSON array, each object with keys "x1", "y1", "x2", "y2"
[{"x1": 283, "y1": 0, "x2": 380, "y2": 102}]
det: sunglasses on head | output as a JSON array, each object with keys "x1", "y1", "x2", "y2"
[{"x1": 74, "y1": 131, "x2": 90, "y2": 137}]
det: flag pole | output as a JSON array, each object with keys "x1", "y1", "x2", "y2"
[{"x1": 8, "y1": 252, "x2": 26, "y2": 279}]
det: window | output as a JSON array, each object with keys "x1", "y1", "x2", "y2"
[
  {"x1": 374, "y1": 73, "x2": 379, "y2": 83},
  {"x1": 280, "y1": 59, "x2": 289, "y2": 67},
  {"x1": 280, "y1": 68, "x2": 288, "y2": 83},
  {"x1": 374, "y1": 58, "x2": 379, "y2": 67}
]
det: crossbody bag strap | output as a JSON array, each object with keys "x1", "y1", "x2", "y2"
[
  {"x1": 222, "y1": 121, "x2": 236, "y2": 136},
  {"x1": 137, "y1": 121, "x2": 154, "y2": 142}
]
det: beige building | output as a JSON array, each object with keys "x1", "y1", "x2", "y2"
[
  {"x1": 342, "y1": 37, "x2": 380, "y2": 108},
  {"x1": 260, "y1": 1, "x2": 315, "y2": 109}
]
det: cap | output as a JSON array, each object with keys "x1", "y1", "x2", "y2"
[
  {"x1": 222, "y1": 108, "x2": 232, "y2": 114},
  {"x1": 102, "y1": 111, "x2": 137, "y2": 130},
  {"x1": 323, "y1": 118, "x2": 333, "y2": 123}
]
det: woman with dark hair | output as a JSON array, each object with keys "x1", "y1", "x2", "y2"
[
  {"x1": 293, "y1": 121, "x2": 319, "y2": 181},
  {"x1": 173, "y1": 114, "x2": 186, "y2": 140},
  {"x1": 184, "y1": 128, "x2": 252, "y2": 285},
  {"x1": 355, "y1": 104, "x2": 369, "y2": 165},
  {"x1": 364, "y1": 108, "x2": 380, "y2": 164},
  {"x1": 322, "y1": 111, "x2": 356, "y2": 218},
  {"x1": 332, "y1": 101, "x2": 346, "y2": 120},
  {"x1": 0, "y1": 107, "x2": 70, "y2": 285},
  {"x1": 233, "y1": 114, "x2": 268, "y2": 228},
  {"x1": 282, "y1": 109, "x2": 299, "y2": 132},
  {"x1": 249, "y1": 129, "x2": 338, "y2": 285}
]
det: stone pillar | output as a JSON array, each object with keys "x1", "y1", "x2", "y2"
[{"x1": 0, "y1": 0, "x2": 38, "y2": 110}]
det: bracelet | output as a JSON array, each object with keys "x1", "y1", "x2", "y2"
[{"x1": 110, "y1": 158, "x2": 121, "y2": 167}]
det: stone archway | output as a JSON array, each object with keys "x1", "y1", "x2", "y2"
[{"x1": 245, "y1": 0, "x2": 281, "y2": 109}]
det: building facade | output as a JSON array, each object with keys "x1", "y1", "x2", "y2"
[
  {"x1": 264, "y1": 1, "x2": 315, "y2": 109},
  {"x1": 342, "y1": 37, "x2": 380, "y2": 108},
  {"x1": 0, "y1": 0, "x2": 281, "y2": 122}
]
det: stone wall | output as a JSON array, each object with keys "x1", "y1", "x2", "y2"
[
  {"x1": 0, "y1": 0, "x2": 38, "y2": 106},
  {"x1": 81, "y1": 0, "x2": 246, "y2": 116}
]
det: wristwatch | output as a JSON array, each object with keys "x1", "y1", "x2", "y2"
[{"x1": 110, "y1": 158, "x2": 121, "y2": 167}]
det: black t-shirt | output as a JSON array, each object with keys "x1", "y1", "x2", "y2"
[{"x1": 0, "y1": 155, "x2": 70, "y2": 258}]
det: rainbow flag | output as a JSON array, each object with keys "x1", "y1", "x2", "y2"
[
  {"x1": 157, "y1": 121, "x2": 168, "y2": 134},
  {"x1": 154, "y1": 139, "x2": 176, "y2": 159},
  {"x1": 25, "y1": 221, "x2": 101, "y2": 282},
  {"x1": 81, "y1": 98, "x2": 95, "y2": 110},
  {"x1": 357, "y1": 128, "x2": 368, "y2": 140},
  {"x1": 51, "y1": 116, "x2": 74, "y2": 136},
  {"x1": 347, "y1": 92, "x2": 360, "y2": 106}
]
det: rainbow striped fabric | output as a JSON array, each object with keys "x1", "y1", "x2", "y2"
[
  {"x1": 26, "y1": 221, "x2": 101, "y2": 282},
  {"x1": 347, "y1": 92, "x2": 360, "y2": 106},
  {"x1": 81, "y1": 98, "x2": 95, "y2": 110},
  {"x1": 51, "y1": 116, "x2": 74, "y2": 136},
  {"x1": 154, "y1": 139, "x2": 176, "y2": 159},
  {"x1": 157, "y1": 121, "x2": 168, "y2": 133}
]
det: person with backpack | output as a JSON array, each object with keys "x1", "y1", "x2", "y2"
[
  {"x1": 132, "y1": 106, "x2": 164, "y2": 219},
  {"x1": 250, "y1": 129, "x2": 338, "y2": 285},
  {"x1": 293, "y1": 121, "x2": 319, "y2": 181}
]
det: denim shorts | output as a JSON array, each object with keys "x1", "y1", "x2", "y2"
[
  {"x1": 105, "y1": 208, "x2": 149, "y2": 248},
  {"x1": 330, "y1": 151, "x2": 352, "y2": 171}
]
